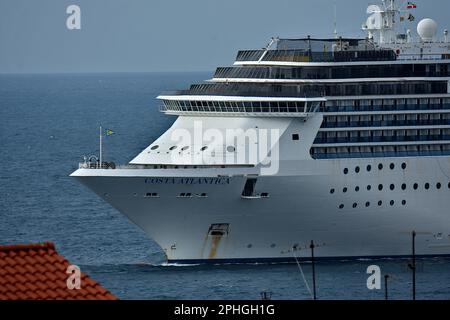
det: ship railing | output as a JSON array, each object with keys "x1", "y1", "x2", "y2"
[
  {"x1": 398, "y1": 53, "x2": 450, "y2": 61},
  {"x1": 159, "y1": 102, "x2": 323, "y2": 117},
  {"x1": 78, "y1": 160, "x2": 116, "y2": 169}
]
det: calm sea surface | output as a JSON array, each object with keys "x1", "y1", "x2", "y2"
[{"x1": 1, "y1": 73, "x2": 449, "y2": 300}]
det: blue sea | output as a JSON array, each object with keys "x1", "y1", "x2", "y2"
[{"x1": 1, "y1": 73, "x2": 449, "y2": 300}]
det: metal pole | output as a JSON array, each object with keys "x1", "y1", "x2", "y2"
[
  {"x1": 99, "y1": 126, "x2": 102, "y2": 169},
  {"x1": 384, "y1": 275, "x2": 389, "y2": 300},
  {"x1": 412, "y1": 230, "x2": 416, "y2": 300},
  {"x1": 310, "y1": 240, "x2": 317, "y2": 300}
]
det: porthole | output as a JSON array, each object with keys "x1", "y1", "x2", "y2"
[
  {"x1": 343, "y1": 187, "x2": 348, "y2": 193},
  {"x1": 352, "y1": 203, "x2": 357, "y2": 208},
  {"x1": 436, "y1": 182, "x2": 442, "y2": 189},
  {"x1": 425, "y1": 183, "x2": 430, "y2": 190},
  {"x1": 378, "y1": 200, "x2": 383, "y2": 206},
  {"x1": 366, "y1": 165, "x2": 372, "y2": 172},
  {"x1": 355, "y1": 186, "x2": 360, "y2": 192},
  {"x1": 365, "y1": 202, "x2": 370, "y2": 207},
  {"x1": 367, "y1": 185, "x2": 372, "y2": 191},
  {"x1": 378, "y1": 163, "x2": 383, "y2": 170},
  {"x1": 390, "y1": 184, "x2": 395, "y2": 191},
  {"x1": 169, "y1": 146, "x2": 177, "y2": 151},
  {"x1": 150, "y1": 145, "x2": 159, "y2": 150},
  {"x1": 355, "y1": 166, "x2": 360, "y2": 173},
  {"x1": 339, "y1": 204, "x2": 344, "y2": 209},
  {"x1": 330, "y1": 188, "x2": 335, "y2": 194},
  {"x1": 181, "y1": 146, "x2": 189, "y2": 151},
  {"x1": 343, "y1": 168, "x2": 349, "y2": 175},
  {"x1": 401, "y1": 163, "x2": 407, "y2": 170},
  {"x1": 402, "y1": 200, "x2": 407, "y2": 206},
  {"x1": 200, "y1": 146, "x2": 208, "y2": 151},
  {"x1": 378, "y1": 184, "x2": 383, "y2": 191},
  {"x1": 227, "y1": 146, "x2": 236, "y2": 153},
  {"x1": 413, "y1": 183, "x2": 418, "y2": 190},
  {"x1": 390, "y1": 163, "x2": 395, "y2": 170},
  {"x1": 247, "y1": 244, "x2": 252, "y2": 248},
  {"x1": 390, "y1": 200, "x2": 395, "y2": 206},
  {"x1": 401, "y1": 183, "x2": 406, "y2": 190},
  {"x1": 270, "y1": 243, "x2": 276, "y2": 248}
]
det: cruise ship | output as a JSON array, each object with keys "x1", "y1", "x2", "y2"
[{"x1": 71, "y1": 0, "x2": 450, "y2": 263}]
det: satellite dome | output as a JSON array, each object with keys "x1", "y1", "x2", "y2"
[{"x1": 417, "y1": 18, "x2": 438, "y2": 42}]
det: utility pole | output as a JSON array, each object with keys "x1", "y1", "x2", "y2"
[
  {"x1": 407, "y1": 230, "x2": 416, "y2": 300},
  {"x1": 384, "y1": 275, "x2": 390, "y2": 300},
  {"x1": 310, "y1": 240, "x2": 317, "y2": 300}
]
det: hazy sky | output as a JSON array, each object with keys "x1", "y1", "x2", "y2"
[{"x1": 0, "y1": 0, "x2": 449, "y2": 73}]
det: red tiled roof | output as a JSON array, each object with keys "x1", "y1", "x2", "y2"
[{"x1": 0, "y1": 242, "x2": 117, "y2": 300}]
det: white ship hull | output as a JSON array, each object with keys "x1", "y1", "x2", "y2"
[{"x1": 72, "y1": 156, "x2": 450, "y2": 263}]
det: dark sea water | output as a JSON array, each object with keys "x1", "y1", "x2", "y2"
[{"x1": 1, "y1": 73, "x2": 449, "y2": 300}]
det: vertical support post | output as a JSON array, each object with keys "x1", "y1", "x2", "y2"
[
  {"x1": 99, "y1": 126, "x2": 102, "y2": 169},
  {"x1": 384, "y1": 275, "x2": 389, "y2": 300},
  {"x1": 412, "y1": 230, "x2": 416, "y2": 300},
  {"x1": 310, "y1": 240, "x2": 317, "y2": 300}
]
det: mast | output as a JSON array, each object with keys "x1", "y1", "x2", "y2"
[{"x1": 362, "y1": 0, "x2": 399, "y2": 45}]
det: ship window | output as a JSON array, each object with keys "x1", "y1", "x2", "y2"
[
  {"x1": 402, "y1": 200, "x2": 407, "y2": 206},
  {"x1": 390, "y1": 184, "x2": 395, "y2": 191},
  {"x1": 150, "y1": 145, "x2": 159, "y2": 150},
  {"x1": 343, "y1": 168, "x2": 349, "y2": 174},
  {"x1": 425, "y1": 183, "x2": 430, "y2": 190},
  {"x1": 401, "y1": 163, "x2": 407, "y2": 170},
  {"x1": 390, "y1": 163, "x2": 395, "y2": 170},
  {"x1": 352, "y1": 203, "x2": 357, "y2": 208},
  {"x1": 343, "y1": 187, "x2": 348, "y2": 193},
  {"x1": 247, "y1": 244, "x2": 253, "y2": 248},
  {"x1": 367, "y1": 185, "x2": 372, "y2": 191},
  {"x1": 365, "y1": 202, "x2": 370, "y2": 207},
  {"x1": 292, "y1": 134, "x2": 300, "y2": 141},
  {"x1": 145, "y1": 193, "x2": 159, "y2": 198},
  {"x1": 270, "y1": 243, "x2": 276, "y2": 248},
  {"x1": 181, "y1": 146, "x2": 189, "y2": 151},
  {"x1": 401, "y1": 183, "x2": 407, "y2": 190},
  {"x1": 200, "y1": 146, "x2": 208, "y2": 151},
  {"x1": 355, "y1": 186, "x2": 360, "y2": 192},
  {"x1": 169, "y1": 146, "x2": 177, "y2": 151},
  {"x1": 378, "y1": 163, "x2": 383, "y2": 170},
  {"x1": 378, "y1": 184, "x2": 383, "y2": 191},
  {"x1": 330, "y1": 188, "x2": 335, "y2": 194},
  {"x1": 227, "y1": 146, "x2": 236, "y2": 152},
  {"x1": 436, "y1": 182, "x2": 442, "y2": 189},
  {"x1": 198, "y1": 193, "x2": 208, "y2": 198},
  {"x1": 390, "y1": 200, "x2": 395, "y2": 206},
  {"x1": 355, "y1": 166, "x2": 360, "y2": 173},
  {"x1": 261, "y1": 192, "x2": 270, "y2": 198},
  {"x1": 366, "y1": 165, "x2": 372, "y2": 172},
  {"x1": 448, "y1": 182, "x2": 450, "y2": 189},
  {"x1": 339, "y1": 204, "x2": 344, "y2": 209},
  {"x1": 413, "y1": 183, "x2": 419, "y2": 190},
  {"x1": 378, "y1": 200, "x2": 383, "y2": 206}
]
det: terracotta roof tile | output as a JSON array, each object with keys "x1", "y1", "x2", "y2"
[{"x1": 0, "y1": 242, "x2": 117, "y2": 300}]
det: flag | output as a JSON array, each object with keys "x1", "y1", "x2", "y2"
[
  {"x1": 105, "y1": 129, "x2": 115, "y2": 136},
  {"x1": 407, "y1": 2, "x2": 417, "y2": 9}
]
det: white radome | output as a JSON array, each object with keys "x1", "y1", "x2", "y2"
[{"x1": 417, "y1": 18, "x2": 438, "y2": 42}]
